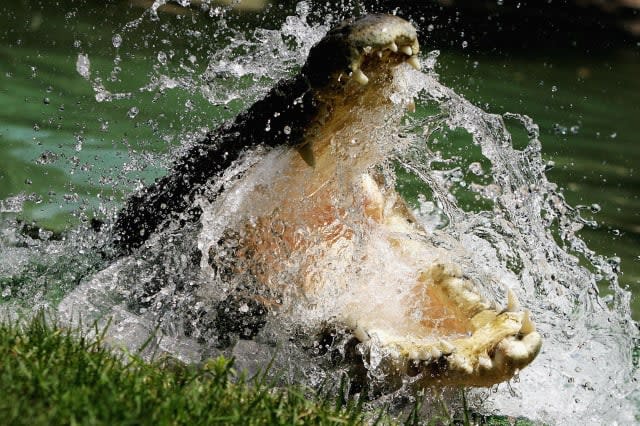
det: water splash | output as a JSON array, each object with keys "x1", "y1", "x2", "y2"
[
  {"x1": 1, "y1": 3, "x2": 638, "y2": 425},
  {"x1": 395, "y1": 67, "x2": 639, "y2": 423}
]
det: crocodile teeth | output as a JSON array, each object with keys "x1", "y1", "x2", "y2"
[
  {"x1": 407, "y1": 55, "x2": 421, "y2": 70},
  {"x1": 520, "y1": 309, "x2": 536, "y2": 334},
  {"x1": 353, "y1": 325, "x2": 370, "y2": 342},
  {"x1": 478, "y1": 354, "x2": 493, "y2": 370},
  {"x1": 438, "y1": 339, "x2": 456, "y2": 355},
  {"x1": 352, "y1": 69, "x2": 369, "y2": 85},
  {"x1": 386, "y1": 42, "x2": 398, "y2": 52},
  {"x1": 506, "y1": 288, "x2": 520, "y2": 312},
  {"x1": 400, "y1": 45, "x2": 413, "y2": 56}
]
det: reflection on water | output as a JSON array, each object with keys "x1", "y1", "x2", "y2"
[{"x1": 1, "y1": 1, "x2": 639, "y2": 424}]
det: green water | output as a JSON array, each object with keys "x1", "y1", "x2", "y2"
[
  {"x1": 437, "y1": 49, "x2": 640, "y2": 318},
  {"x1": 1, "y1": 2, "x2": 638, "y2": 317}
]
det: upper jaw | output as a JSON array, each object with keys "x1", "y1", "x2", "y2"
[{"x1": 302, "y1": 14, "x2": 421, "y2": 90}]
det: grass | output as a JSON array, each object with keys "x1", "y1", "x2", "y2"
[
  {"x1": 0, "y1": 312, "x2": 538, "y2": 425},
  {"x1": 0, "y1": 313, "x2": 368, "y2": 425}
]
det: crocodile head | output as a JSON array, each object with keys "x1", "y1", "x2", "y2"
[{"x1": 211, "y1": 15, "x2": 542, "y2": 388}]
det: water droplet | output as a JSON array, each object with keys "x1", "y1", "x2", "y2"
[
  {"x1": 552, "y1": 123, "x2": 568, "y2": 135},
  {"x1": 551, "y1": 85, "x2": 558, "y2": 93},
  {"x1": 157, "y1": 51, "x2": 167, "y2": 65},
  {"x1": 95, "y1": 92, "x2": 107, "y2": 103},
  {"x1": 36, "y1": 150, "x2": 58, "y2": 165},
  {"x1": 76, "y1": 53, "x2": 91, "y2": 80},
  {"x1": 75, "y1": 134, "x2": 84, "y2": 151},
  {"x1": 461, "y1": 40, "x2": 468, "y2": 48},
  {"x1": 468, "y1": 162, "x2": 484, "y2": 176},
  {"x1": 43, "y1": 97, "x2": 50, "y2": 105},
  {"x1": 424, "y1": 50, "x2": 440, "y2": 70},
  {"x1": 283, "y1": 126, "x2": 291, "y2": 135},
  {"x1": 590, "y1": 204, "x2": 601, "y2": 213},
  {"x1": 610, "y1": 132, "x2": 617, "y2": 139},
  {"x1": 112, "y1": 33, "x2": 122, "y2": 48},
  {"x1": 127, "y1": 107, "x2": 139, "y2": 119},
  {"x1": 427, "y1": 24, "x2": 434, "y2": 32}
]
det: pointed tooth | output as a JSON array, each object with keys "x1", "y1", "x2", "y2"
[
  {"x1": 353, "y1": 326, "x2": 370, "y2": 342},
  {"x1": 520, "y1": 310, "x2": 536, "y2": 334},
  {"x1": 450, "y1": 353, "x2": 474, "y2": 374},
  {"x1": 438, "y1": 339, "x2": 455, "y2": 355},
  {"x1": 411, "y1": 41, "x2": 420, "y2": 55},
  {"x1": 400, "y1": 45, "x2": 413, "y2": 56},
  {"x1": 478, "y1": 354, "x2": 493, "y2": 370},
  {"x1": 428, "y1": 347, "x2": 442, "y2": 359},
  {"x1": 376, "y1": 50, "x2": 383, "y2": 58},
  {"x1": 352, "y1": 69, "x2": 369, "y2": 85},
  {"x1": 363, "y1": 45, "x2": 372, "y2": 54},
  {"x1": 386, "y1": 42, "x2": 398, "y2": 52},
  {"x1": 296, "y1": 143, "x2": 315, "y2": 167},
  {"x1": 407, "y1": 55, "x2": 421, "y2": 70},
  {"x1": 418, "y1": 348, "x2": 433, "y2": 361},
  {"x1": 507, "y1": 288, "x2": 520, "y2": 312}
]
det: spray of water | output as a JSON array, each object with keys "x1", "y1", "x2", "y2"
[
  {"x1": 1, "y1": 2, "x2": 637, "y2": 424},
  {"x1": 396, "y1": 64, "x2": 638, "y2": 423}
]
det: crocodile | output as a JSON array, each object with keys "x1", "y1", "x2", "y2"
[{"x1": 112, "y1": 14, "x2": 542, "y2": 387}]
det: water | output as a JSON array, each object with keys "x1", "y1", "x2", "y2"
[{"x1": 1, "y1": 1, "x2": 639, "y2": 424}]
